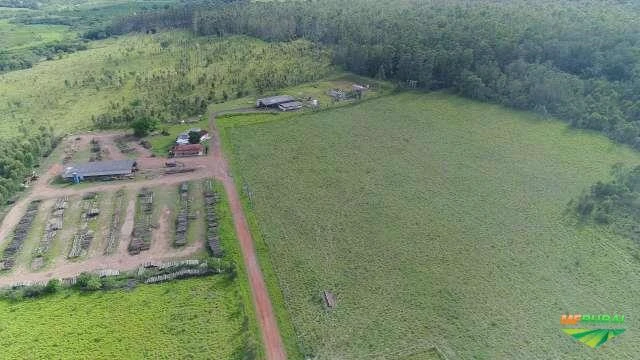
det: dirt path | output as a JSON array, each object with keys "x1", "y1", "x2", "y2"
[{"x1": 209, "y1": 111, "x2": 287, "y2": 360}]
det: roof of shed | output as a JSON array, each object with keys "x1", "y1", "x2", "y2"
[
  {"x1": 278, "y1": 101, "x2": 303, "y2": 109},
  {"x1": 258, "y1": 95, "x2": 295, "y2": 106},
  {"x1": 63, "y1": 160, "x2": 136, "y2": 179}
]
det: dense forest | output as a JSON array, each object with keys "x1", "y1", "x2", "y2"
[
  {"x1": 102, "y1": 0, "x2": 640, "y2": 150},
  {"x1": 0, "y1": 126, "x2": 57, "y2": 205},
  {"x1": 189, "y1": 0, "x2": 640, "y2": 148}
]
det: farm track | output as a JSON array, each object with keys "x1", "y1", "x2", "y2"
[
  {"x1": 209, "y1": 110, "x2": 287, "y2": 360},
  {"x1": 0, "y1": 108, "x2": 286, "y2": 360}
]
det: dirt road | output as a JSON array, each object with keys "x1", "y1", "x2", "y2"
[{"x1": 209, "y1": 111, "x2": 288, "y2": 360}]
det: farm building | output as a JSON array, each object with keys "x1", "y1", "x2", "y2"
[
  {"x1": 278, "y1": 101, "x2": 303, "y2": 111},
  {"x1": 328, "y1": 89, "x2": 347, "y2": 100},
  {"x1": 170, "y1": 144, "x2": 204, "y2": 157},
  {"x1": 256, "y1": 95, "x2": 295, "y2": 108},
  {"x1": 176, "y1": 129, "x2": 210, "y2": 145},
  {"x1": 352, "y1": 84, "x2": 368, "y2": 92},
  {"x1": 62, "y1": 160, "x2": 137, "y2": 182}
]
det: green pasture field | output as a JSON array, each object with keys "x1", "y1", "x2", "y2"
[
  {"x1": 220, "y1": 92, "x2": 640, "y2": 359},
  {"x1": 0, "y1": 277, "x2": 246, "y2": 359},
  {"x1": 0, "y1": 19, "x2": 72, "y2": 51},
  {"x1": 0, "y1": 31, "x2": 332, "y2": 137}
]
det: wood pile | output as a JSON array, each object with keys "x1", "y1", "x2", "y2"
[
  {"x1": 144, "y1": 268, "x2": 211, "y2": 284},
  {"x1": 115, "y1": 137, "x2": 134, "y2": 154},
  {"x1": 203, "y1": 180, "x2": 223, "y2": 257},
  {"x1": 174, "y1": 182, "x2": 191, "y2": 246},
  {"x1": 68, "y1": 228, "x2": 94, "y2": 258},
  {"x1": 104, "y1": 190, "x2": 124, "y2": 255},
  {"x1": 89, "y1": 138, "x2": 103, "y2": 162},
  {"x1": 158, "y1": 259, "x2": 200, "y2": 270},
  {"x1": 129, "y1": 189, "x2": 153, "y2": 254},
  {"x1": 98, "y1": 269, "x2": 120, "y2": 277},
  {"x1": 33, "y1": 197, "x2": 68, "y2": 266},
  {"x1": 165, "y1": 167, "x2": 196, "y2": 175},
  {"x1": 62, "y1": 138, "x2": 81, "y2": 164},
  {"x1": 323, "y1": 290, "x2": 337, "y2": 308},
  {"x1": 1, "y1": 200, "x2": 40, "y2": 270},
  {"x1": 68, "y1": 194, "x2": 100, "y2": 258}
]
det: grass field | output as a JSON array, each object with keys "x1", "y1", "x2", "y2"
[
  {"x1": 0, "y1": 19, "x2": 72, "y2": 51},
  {"x1": 220, "y1": 92, "x2": 640, "y2": 359},
  {"x1": 0, "y1": 30, "x2": 332, "y2": 137},
  {"x1": 0, "y1": 277, "x2": 245, "y2": 359}
]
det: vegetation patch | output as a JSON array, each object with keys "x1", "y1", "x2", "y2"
[
  {"x1": 0, "y1": 277, "x2": 247, "y2": 359},
  {"x1": 574, "y1": 164, "x2": 640, "y2": 244}
]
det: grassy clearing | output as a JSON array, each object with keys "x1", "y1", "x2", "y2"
[
  {"x1": 0, "y1": 277, "x2": 245, "y2": 359},
  {"x1": 220, "y1": 92, "x2": 640, "y2": 359},
  {"x1": 0, "y1": 19, "x2": 72, "y2": 51},
  {"x1": 0, "y1": 31, "x2": 332, "y2": 137}
]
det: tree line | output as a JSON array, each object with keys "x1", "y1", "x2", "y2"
[
  {"x1": 117, "y1": 0, "x2": 639, "y2": 150},
  {"x1": 0, "y1": 125, "x2": 57, "y2": 205},
  {"x1": 574, "y1": 164, "x2": 640, "y2": 245}
]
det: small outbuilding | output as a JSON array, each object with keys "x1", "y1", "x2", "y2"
[
  {"x1": 278, "y1": 101, "x2": 303, "y2": 111},
  {"x1": 256, "y1": 95, "x2": 295, "y2": 108},
  {"x1": 328, "y1": 89, "x2": 346, "y2": 101},
  {"x1": 171, "y1": 144, "x2": 204, "y2": 158},
  {"x1": 62, "y1": 160, "x2": 137, "y2": 183},
  {"x1": 352, "y1": 84, "x2": 367, "y2": 92}
]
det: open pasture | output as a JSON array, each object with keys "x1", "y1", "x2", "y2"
[
  {"x1": 0, "y1": 277, "x2": 246, "y2": 359},
  {"x1": 221, "y1": 92, "x2": 640, "y2": 359}
]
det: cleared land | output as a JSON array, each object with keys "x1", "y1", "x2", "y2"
[
  {"x1": 0, "y1": 30, "x2": 332, "y2": 136},
  {"x1": 0, "y1": 277, "x2": 245, "y2": 359},
  {"x1": 221, "y1": 92, "x2": 640, "y2": 359}
]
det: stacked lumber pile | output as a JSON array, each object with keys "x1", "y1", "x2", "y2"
[
  {"x1": 129, "y1": 189, "x2": 153, "y2": 254},
  {"x1": 1, "y1": 201, "x2": 40, "y2": 270}
]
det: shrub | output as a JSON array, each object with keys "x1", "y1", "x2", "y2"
[
  {"x1": 44, "y1": 279, "x2": 61, "y2": 294},
  {"x1": 77, "y1": 273, "x2": 102, "y2": 291}
]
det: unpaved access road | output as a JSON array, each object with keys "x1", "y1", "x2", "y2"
[{"x1": 209, "y1": 111, "x2": 288, "y2": 360}]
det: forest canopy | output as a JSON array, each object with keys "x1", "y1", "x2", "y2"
[{"x1": 162, "y1": 0, "x2": 640, "y2": 149}]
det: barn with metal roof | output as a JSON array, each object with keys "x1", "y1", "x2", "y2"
[
  {"x1": 62, "y1": 160, "x2": 137, "y2": 182},
  {"x1": 256, "y1": 95, "x2": 295, "y2": 108}
]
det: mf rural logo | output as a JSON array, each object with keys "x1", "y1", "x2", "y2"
[{"x1": 560, "y1": 314, "x2": 625, "y2": 349}]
